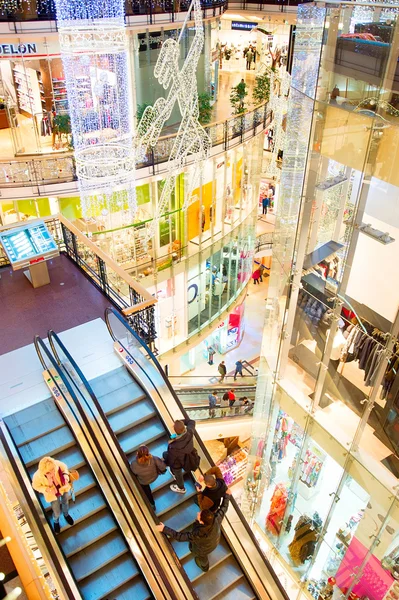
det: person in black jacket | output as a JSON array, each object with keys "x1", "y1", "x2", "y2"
[
  {"x1": 156, "y1": 489, "x2": 231, "y2": 571},
  {"x1": 195, "y1": 465, "x2": 227, "y2": 512},
  {"x1": 163, "y1": 418, "x2": 198, "y2": 494}
]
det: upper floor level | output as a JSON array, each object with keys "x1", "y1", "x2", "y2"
[{"x1": 0, "y1": 0, "x2": 309, "y2": 30}]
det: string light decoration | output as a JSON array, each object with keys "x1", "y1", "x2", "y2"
[
  {"x1": 265, "y1": 69, "x2": 291, "y2": 180},
  {"x1": 54, "y1": 0, "x2": 136, "y2": 220},
  {"x1": 355, "y1": 97, "x2": 399, "y2": 118},
  {"x1": 136, "y1": 0, "x2": 212, "y2": 246}
]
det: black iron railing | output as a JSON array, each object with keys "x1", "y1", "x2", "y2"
[
  {"x1": 0, "y1": 104, "x2": 269, "y2": 188},
  {"x1": 0, "y1": 0, "x2": 226, "y2": 22},
  {"x1": 0, "y1": 216, "x2": 158, "y2": 345}
]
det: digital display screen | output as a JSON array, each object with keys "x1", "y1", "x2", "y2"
[
  {"x1": 231, "y1": 21, "x2": 258, "y2": 31},
  {"x1": 0, "y1": 221, "x2": 58, "y2": 267}
]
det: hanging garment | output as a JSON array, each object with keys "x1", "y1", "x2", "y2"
[
  {"x1": 265, "y1": 483, "x2": 288, "y2": 536},
  {"x1": 365, "y1": 348, "x2": 384, "y2": 387},
  {"x1": 288, "y1": 514, "x2": 321, "y2": 565}
]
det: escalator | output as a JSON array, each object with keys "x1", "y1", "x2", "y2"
[
  {"x1": 177, "y1": 385, "x2": 255, "y2": 421},
  {"x1": 0, "y1": 339, "x2": 171, "y2": 600},
  {"x1": 45, "y1": 308, "x2": 289, "y2": 600}
]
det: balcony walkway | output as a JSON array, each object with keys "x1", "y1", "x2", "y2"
[{"x1": 0, "y1": 255, "x2": 111, "y2": 355}]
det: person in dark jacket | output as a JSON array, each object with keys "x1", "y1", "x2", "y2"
[
  {"x1": 130, "y1": 445, "x2": 166, "y2": 511},
  {"x1": 195, "y1": 466, "x2": 227, "y2": 512},
  {"x1": 217, "y1": 360, "x2": 227, "y2": 382},
  {"x1": 163, "y1": 419, "x2": 197, "y2": 494},
  {"x1": 234, "y1": 359, "x2": 244, "y2": 380},
  {"x1": 156, "y1": 489, "x2": 231, "y2": 571}
]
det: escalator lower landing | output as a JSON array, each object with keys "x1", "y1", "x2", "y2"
[
  {"x1": 89, "y1": 366, "x2": 256, "y2": 600},
  {"x1": 4, "y1": 397, "x2": 152, "y2": 600}
]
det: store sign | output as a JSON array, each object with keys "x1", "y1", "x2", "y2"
[
  {"x1": 231, "y1": 21, "x2": 258, "y2": 31},
  {"x1": 29, "y1": 256, "x2": 44, "y2": 265},
  {"x1": 0, "y1": 43, "x2": 37, "y2": 56}
]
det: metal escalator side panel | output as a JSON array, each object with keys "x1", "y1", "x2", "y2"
[
  {"x1": 39, "y1": 366, "x2": 169, "y2": 600},
  {"x1": 46, "y1": 330, "x2": 198, "y2": 600},
  {"x1": 0, "y1": 420, "x2": 83, "y2": 600},
  {"x1": 106, "y1": 308, "x2": 289, "y2": 600}
]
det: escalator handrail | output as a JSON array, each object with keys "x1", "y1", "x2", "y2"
[
  {"x1": 0, "y1": 422, "x2": 82, "y2": 600},
  {"x1": 35, "y1": 335, "x2": 172, "y2": 600},
  {"x1": 47, "y1": 329, "x2": 198, "y2": 600},
  {"x1": 105, "y1": 307, "x2": 290, "y2": 600}
]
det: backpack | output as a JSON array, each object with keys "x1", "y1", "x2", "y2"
[{"x1": 184, "y1": 448, "x2": 200, "y2": 473}]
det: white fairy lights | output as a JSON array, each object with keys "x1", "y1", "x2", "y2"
[
  {"x1": 136, "y1": 0, "x2": 212, "y2": 246},
  {"x1": 266, "y1": 69, "x2": 291, "y2": 180},
  {"x1": 54, "y1": 0, "x2": 136, "y2": 220}
]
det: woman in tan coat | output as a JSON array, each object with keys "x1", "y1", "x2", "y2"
[{"x1": 32, "y1": 456, "x2": 74, "y2": 533}]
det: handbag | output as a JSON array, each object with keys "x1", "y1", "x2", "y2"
[
  {"x1": 69, "y1": 469, "x2": 79, "y2": 503},
  {"x1": 69, "y1": 469, "x2": 80, "y2": 482}
]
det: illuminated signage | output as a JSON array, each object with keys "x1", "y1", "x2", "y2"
[
  {"x1": 0, "y1": 43, "x2": 37, "y2": 56},
  {"x1": 231, "y1": 21, "x2": 258, "y2": 31},
  {"x1": 0, "y1": 221, "x2": 58, "y2": 270}
]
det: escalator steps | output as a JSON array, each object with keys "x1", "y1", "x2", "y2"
[
  {"x1": 108, "y1": 398, "x2": 156, "y2": 435},
  {"x1": 69, "y1": 530, "x2": 128, "y2": 581},
  {"x1": 194, "y1": 555, "x2": 245, "y2": 599},
  {"x1": 19, "y1": 424, "x2": 75, "y2": 467},
  {"x1": 154, "y1": 476, "x2": 196, "y2": 517},
  {"x1": 58, "y1": 509, "x2": 117, "y2": 557},
  {"x1": 79, "y1": 553, "x2": 146, "y2": 600},
  {"x1": 118, "y1": 417, "x2": 165, "y2": 455},
  {"x1": 5, "y1": 399, "x2": 65, "y2": 446},
  {"x1": 5, "y1": 398, "x2": 152, "y2": 600},
  {"x1": 183, "y1": 540, "x2": 231, "y2": 581},
  {"x1": 90, "y1": 366, "x2": 257, "y2": 600}
]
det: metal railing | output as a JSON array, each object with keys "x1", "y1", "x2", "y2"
[
  {"x1": 0, "y1": 0, "x2": 226, "y2": 23},
  {"x1": 0, "y1": 103, "x2": 269, "y2": 188},
  {"x1": 255, "y1": 231, "x2": 274, "y2": 252},
  {"x1": 227, "y1": 0, "x2": 311, "y2": 8},
  {"x1": 185, "y1": 402, "x2": 254, "y2": 420},
  {"x1": 0, "y1": 215, "x2": 158, "y2": 344}
]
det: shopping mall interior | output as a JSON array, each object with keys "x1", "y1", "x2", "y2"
[{"x1": 0, "y1": 0, "x2": 398, "y2": 598}]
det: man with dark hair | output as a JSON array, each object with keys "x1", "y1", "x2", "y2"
[
  {"x1": 156, "y1": 489, "x2": 232, "y2": 572},
  {"x1": 163, "y1": 418, "x2": 199, "y2": 494},
  {"x1": 195, "y1": 465, "x2": 227, "y2": 512}
]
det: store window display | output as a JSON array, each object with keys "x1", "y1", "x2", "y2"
[
  {"x1": 0, "y1": 46, "x2": 69, "y2": 156},
  {"x1": 253, "y1": 407, "x2": 372, "y2": 593}
]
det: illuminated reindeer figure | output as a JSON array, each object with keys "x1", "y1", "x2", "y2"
[{"x1": 137, "y1": 0, "x2": 212, "y2": 246}]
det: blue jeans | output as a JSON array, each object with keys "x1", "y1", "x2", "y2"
[{"x1": 51, "y1": 492, "x2": 70, "y2": 523}]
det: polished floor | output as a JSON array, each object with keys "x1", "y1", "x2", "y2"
[{"x1": 0, "y1": 255, "x2": 111, "y2": 355}]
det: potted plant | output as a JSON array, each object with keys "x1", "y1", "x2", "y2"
[
  {"x1": 53, "y1": 113, "x2": 73, "y2": 150},
  {"x1": 230, "y1": 80, "x2": 248, "y2": 115},
  {"x1": 198, "y1": 92, "x2": 213, "y2": 125},
  {"x1": 253, "y1": 69, "x2": 272, "y2": 106}
]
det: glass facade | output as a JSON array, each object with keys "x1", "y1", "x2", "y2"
[
  {"x1": 245, "y1": 3, "x2": 399, "y2": 599},
  {"x1": 0, "y1": 131, "x2": 263, "y2": 354}
]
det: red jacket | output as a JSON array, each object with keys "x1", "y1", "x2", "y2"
[{"x1": 252, "y1": 269, "x2": 261, "y2": 280}]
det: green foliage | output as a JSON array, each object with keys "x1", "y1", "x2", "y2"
[
  {"x1": 53, "y1": 113, "x2": 73, "y2": 150},
  {"x1": 198, "y1": 92, "x2": 213, "y2": 125},
  {"x1": 53, "y1": 113, "x2": 71, "y2": 135},
  {"x1": 137, "y1": 102, "x2": 152, "y2": 123},
  {"x1": 230, "y1": 81, "x2": 248, "y2": 115},
  {"x1": 253, "y1": 70, "x2": 271, "y2": 106}
]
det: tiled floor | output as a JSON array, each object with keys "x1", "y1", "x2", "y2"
[{"x1": 0, "y1": 255, "x2": 111, "y2": 355}]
